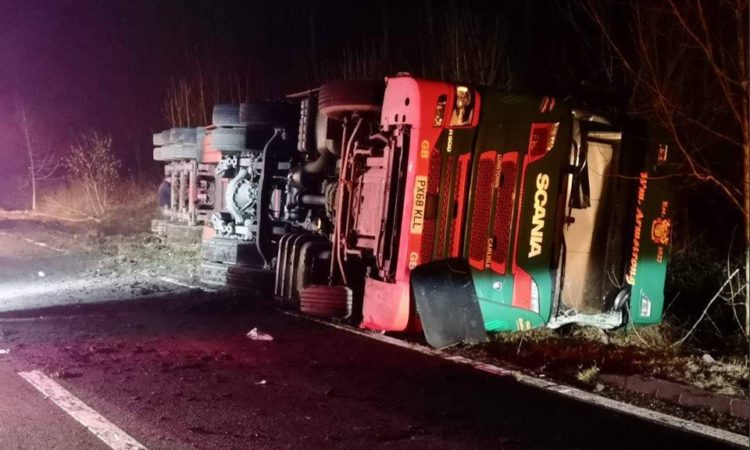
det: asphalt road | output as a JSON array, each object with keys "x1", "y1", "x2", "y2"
[
  {"x1": 0, "y1": 291, "x2": 741, "y2": 450},
  {"x1": 0, "y1": 218, "x2": 182, "y2": 313},
  {"x1": 0, "y1": 359, "x2": 107, "y2": 449},
  {"x1": 0, "y1": 220, "x2": 743, "y2": 449}
]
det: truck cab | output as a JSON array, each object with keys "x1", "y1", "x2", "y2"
[{"x1": 277, "y1": 74, "x2": 671, "y2": 347}]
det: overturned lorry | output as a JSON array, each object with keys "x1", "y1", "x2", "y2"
[
  {"x1": 152, "y1": 127, "x2": 220, "y2": 242},
  {"x1": 274, "y1": 74, "x2": 672, "y2": 347}
]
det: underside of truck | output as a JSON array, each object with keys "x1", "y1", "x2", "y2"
[{"x1": 272, "y1": 75, "x2": 672, "y2": 348}]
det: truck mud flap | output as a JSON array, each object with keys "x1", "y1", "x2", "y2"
[{"x1": 410, "y1": 258, "x2": 488, "y2": 348}]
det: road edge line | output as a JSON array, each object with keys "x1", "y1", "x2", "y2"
[
  {"x1": 18, "y1": 370, "x2": 148, "y2": 450},
  {"x1": 284, "y1": 312, "x2": 749, "y2": 449}
]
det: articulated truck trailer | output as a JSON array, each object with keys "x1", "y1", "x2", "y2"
[{"x1": 272, "y1": 74, "x2": 671, "y2": 347}]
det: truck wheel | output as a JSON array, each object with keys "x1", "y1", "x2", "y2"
[
  {"x1": 153, "y1": 130, "x2": 170, "y2": 146},
  {"x1": 200, "y1": 261, "x2": 230, "y2": 287},
  {"x1": 153, "y1": 144, "x2": 200, "y2": 161},
  {"x1": 212, "y1": 104, "x2": 241, "y2": 126},
  {"x1": 170, "y1": 127, "x2": 198, "y2": 144},
  {"x1": 317, "y1": 80, "x2": 384, "y2": 120},
  {"x1": 202, "y1": 237, "x2": 263, "y2": 266},
  {"x1": 240, "y1": 102, "x2": 297, "y2": 128},
  {"x1": 210, "y1": 128, "x2": 247, "y2": 152},
  {"x1": 226, "y1": 264, "x2": 274, "y2": 293},
  {"x1": 299, "y1": 285, "x2": 351, "y2": 318}
]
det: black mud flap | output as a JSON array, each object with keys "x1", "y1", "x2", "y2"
[{"x1": 410, "y1": 258, "x2": 488, "y2": 348}]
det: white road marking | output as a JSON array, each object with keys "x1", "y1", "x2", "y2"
[
  {"x1": 21, "y1": 237, "x2": 68, "y2": 254},
  {"x1": 285, "y1": 312, "x2": 750, "y2": 449},
  {"x1": 157, "y1": 276, "x2": 216, "y2": 292},
  {"x1": 26, "y1": 237, "x2": 67, "y2": 254},
  {"x1": 0, "y1": 313, "x2": 108, "y2": 323},
  {"x1": 18, "y1": 370, "x2": 147, "y2": 450},
  {"x1": 0, "y1": 230, "x2": 69, "y2": 254}
]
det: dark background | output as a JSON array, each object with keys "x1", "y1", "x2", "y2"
[{"x1": 0, "y1": 0, "x2": 597, "y2": 182}]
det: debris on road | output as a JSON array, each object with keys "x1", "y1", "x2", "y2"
[
  {"x1": 53, "y1": 369, "x2": 83, "y2": 379},
  {"x1": 0, "y1": 348, "x2": 9, "y2": 355},
  {"x1": 254, "y1": 379, "x2": 267, "y2": 385},
  {"x1": 37, "y1": 271, "x2": 45, "y2": 277},
  {"x1": 87, "y1": 344, "x2": 117, "y2": 354},
  {"x1": 247, "y1": 328, "x2": 273, "y2": 341}
]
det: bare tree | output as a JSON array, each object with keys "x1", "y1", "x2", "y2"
[
  {"x1": 323, "y1": 2, "x2": 514, "y2": 89},
  {"x1": 583, "y1": 0, "x2": 749, "y2": 338},
  {"x1": 15, "y1": 102, "x2": 61, "y2": 211},
  {"x1": 62, "y1": 132, "x2": 121, "y2": 221},
  {"x1": 439, "y1": 3, "x2": 513, "y2": 88},
  {"x1": 162, "y1": 63, "x2": 260, "y2": 128},
  {"x1": 163, "y1": 77, "x2": 203, "y2": 127}
]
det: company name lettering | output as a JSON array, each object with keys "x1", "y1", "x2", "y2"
[
  {"x1": 492, "y1": 155, "x2": 503, "y2": 189},
  {"x1": 626, "y1": 173, "x2": 648, "y2": 285},
  {"x1": 528, "y1": 173, "x2": 550, "y2": 258}
]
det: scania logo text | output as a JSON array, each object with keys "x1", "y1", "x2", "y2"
[{"x1": 528, "y1": 173, "x2": 549, "y2": 258}]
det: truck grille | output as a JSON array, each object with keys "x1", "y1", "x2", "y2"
[
  {"x1": 490, "y1": 154, "x2": 517, "y2": 274},
  {"x1": 450, "y1": 154, "x2": 471, "y2": 257},
  {"x1": 437, "y1": 156, "x2": 455, "y2": 258},
  {"x1": 468, "y1": 152, "x2": 497, "y2": 269},
  {"x1": 419, "y1": 149, "x2": 442, "y2": 264}
]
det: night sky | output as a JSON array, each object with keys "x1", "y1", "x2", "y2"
[
  {"x1": 1, "y1": 1, "x2": 140, "y2": 177},
  {"x1": 0, "y1": 1, "x2": 292, "y2": 177},
  {"x1": 0, "y1": 0, "x2": 587, "y2": 182}
]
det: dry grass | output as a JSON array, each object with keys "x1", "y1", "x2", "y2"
[
  {"x1": 575, "y1": 365, "x2": 600, "y2": 385},
  {"x1": 36, "y1": 180, "x2": 158, "y2": 235},
  {"x1": 474, "y1": 323, "x2": 749, "y2": 397},
  {"x1": 96, "y1": 181, "x2": 158, "y2": 236},
  {"x1": 36, "y1": 183, "x2": 102, "y2": 222}
]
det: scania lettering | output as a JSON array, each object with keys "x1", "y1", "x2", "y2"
[{"x1": 528, "y1": 173, "x2": 549, "y2": 258}]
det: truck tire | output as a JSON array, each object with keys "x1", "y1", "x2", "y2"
[
  {"x1": 153, "y1": 130, "x2": 170, "y2": 146},
  {"x1": 212, "y1": 104, "x2": 241, "y2": 126},
  {"x1": 317, "y1": 80, "x2": 384, "y2": 120},
  {"x1": 210, "y1": 127, "x2": 246, "y2": 152},
  {"x1": 299, "y1": 285, "x2": 351, "y2": 318},
  {"x1": 200, "y1": 261, "x2": 230, "y2": 286},
  {"x1": 202, "y1": 237, "x2": 263, "y2": 265},
  {"x1": 240, "y1": 101, "x2": 297, "y2": 128},
  {"x1": 170, "y1": 127, "x2": 198, "y2": 144},
  {"x1": 226, "y1": 264, "x2": 274, "y2": 293},
  {"x1": 153, "y1": 144, "x2": 200, "y2": 161}
]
